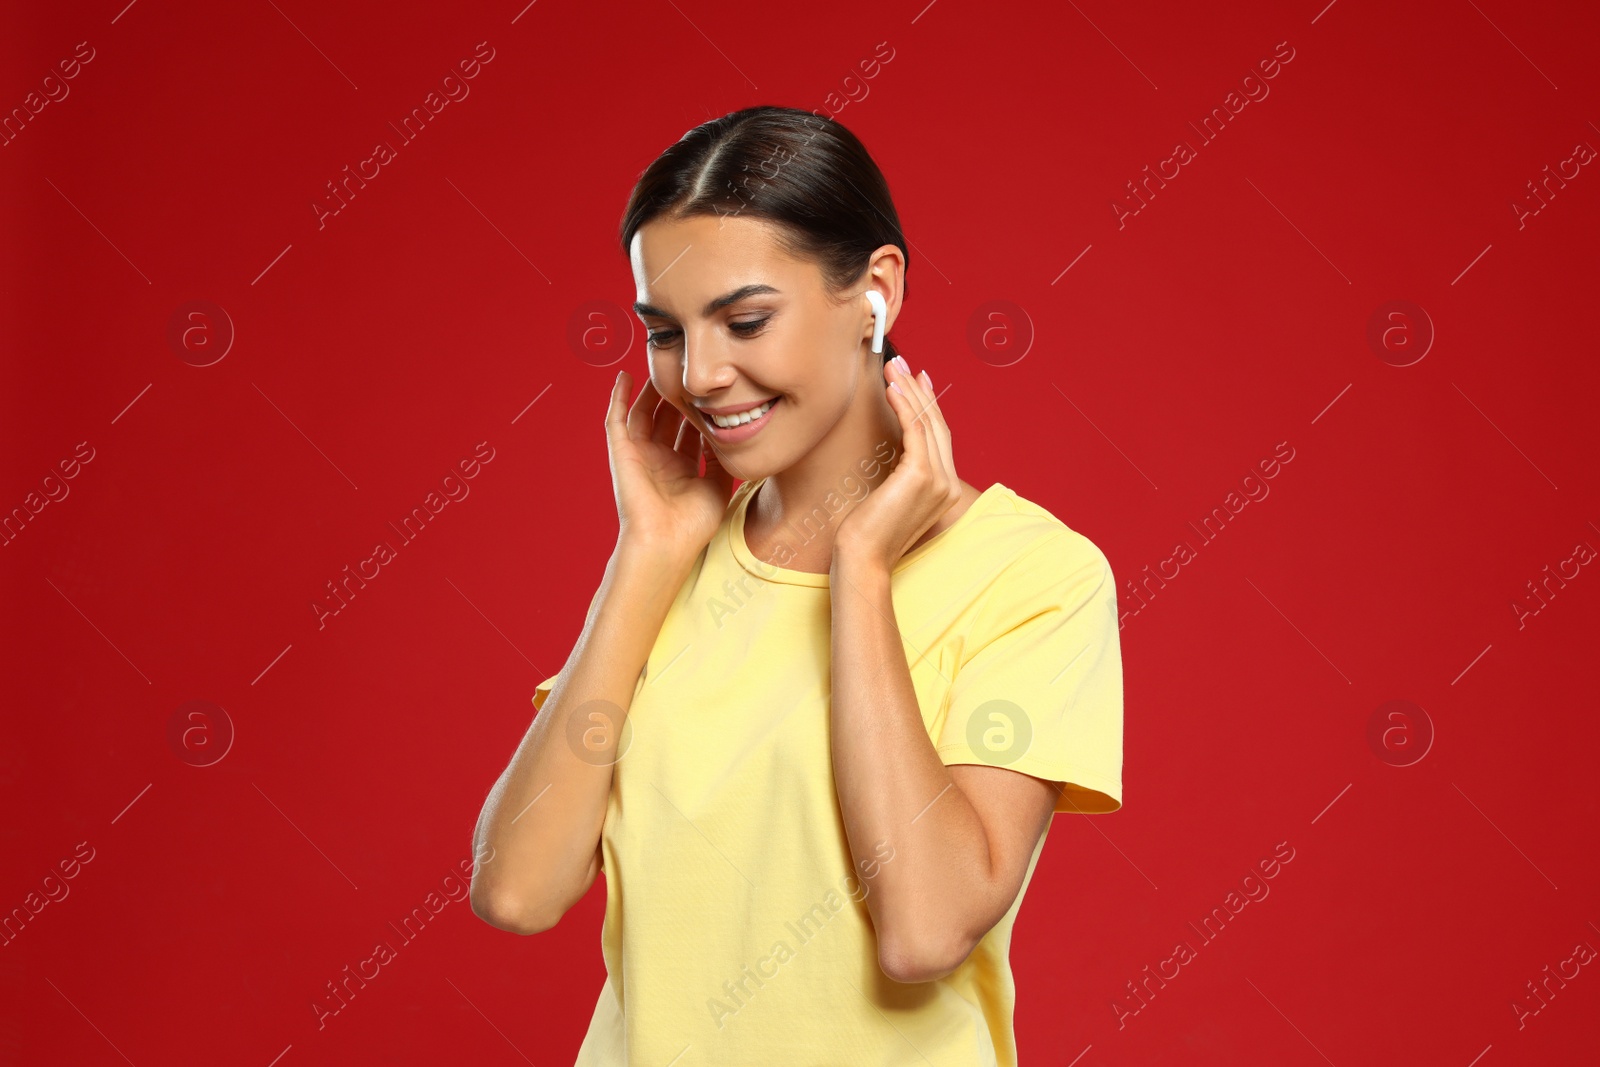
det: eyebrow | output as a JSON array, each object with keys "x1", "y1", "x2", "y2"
[{"x1": 633, "y1": 283, "x2": 781, "y2": 320}]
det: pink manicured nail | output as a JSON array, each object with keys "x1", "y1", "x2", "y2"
[
  {"x1": 894, "y1": 355, "x2": 910, "y2": 374},
  {"x1": 920, "y1": 369, "x2": 932, "y2": 389},
  {"x1": 890, "y1": 381, "x2": 904, "y2": 395}
]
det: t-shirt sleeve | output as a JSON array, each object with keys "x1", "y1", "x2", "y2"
[
  {"x1": 934, "y1": 532, "x2": 1124, "y2": 814},
  {"x1": 531, "y1": 581, "x2": 607, "y2": 713},
  {"x1": 532, "y1": 670, "x2": 562, "y2": 713}
]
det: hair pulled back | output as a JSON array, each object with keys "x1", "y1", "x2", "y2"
[{"x1": 619, "y1": 105, "x2": 908, "y2": 363}]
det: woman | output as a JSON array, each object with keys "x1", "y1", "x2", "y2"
[{"x1": 470, "y1": 105, "x2": 1124, "y2": 1066}]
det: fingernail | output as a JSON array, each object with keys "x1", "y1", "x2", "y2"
[
  {"x1": 920, "y1": 369, "x2": 932, "y2": 389},
  {"x1": 894, "y1": 355, "x2": 910, "y2": 374},
  {"x1": 890, "y1": 381, "x2": 904, "y2": 396}
]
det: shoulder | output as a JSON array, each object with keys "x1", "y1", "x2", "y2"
[
  {"x1": 943, "y1": 486, "x2": 1118, "y2": 646},
  {"x1": 974, "y1": 484, "x2": 1114, "y2": 590}
]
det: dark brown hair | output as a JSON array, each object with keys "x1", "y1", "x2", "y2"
[{"x1": 619, "y1": 105, "x2": 907, "y2": 363}]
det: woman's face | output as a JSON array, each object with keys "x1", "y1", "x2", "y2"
[{"x1": 630, "y1": 213, "x2": 884, "y2": 481}]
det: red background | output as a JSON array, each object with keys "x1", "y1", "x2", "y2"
[{"x1": 4, "y1": 0, "x2": 1598, "y2": 1063}]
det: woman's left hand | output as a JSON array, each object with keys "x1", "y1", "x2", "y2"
[{"x1": 834, "y1": 355, "x2": 963, "y2": 574}]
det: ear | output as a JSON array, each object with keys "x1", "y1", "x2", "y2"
[{"x1": 862, "y1": 244, "x2": 906, "y2": 339}]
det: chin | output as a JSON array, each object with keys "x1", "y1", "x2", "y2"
[
  {"x1": 722, "y1": 459, "x2": 776, "y2": 484},
  {"x1": 711, "y1": 447, "x2": 782, "y2": 485}
]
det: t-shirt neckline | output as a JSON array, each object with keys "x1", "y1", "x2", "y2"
[{"x1": 729, "y1": 476, "x2": 1005, "y2": 587}]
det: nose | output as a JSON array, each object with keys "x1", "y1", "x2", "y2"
[{"x1": 680, "y1": 327, "x2": 737, "y2": 400}]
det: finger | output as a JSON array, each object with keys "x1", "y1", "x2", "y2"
[
  {"x1": 897, "y1": 359, "x2": 935, "y2": 430},
  {"x1": 700, "y1": 432, "x2": 735, "y2": 495},
  {"x1": 886, "y1": 374, "x2": 932, "y2": 484},
  {"x1": 651, "y1": 395, "x2": 684, "y2": 448},
  {"x1": 897, "y1": 363, "x2": 956, "y2": 502},
  {"x1": 626, "y1": 374, "x2": 659, "y2": 442},
  {"x1": 891, "y1": 361, "x2": 942, "y2": 485},
  {"x1": 607, "y1": 371, "x2": 630, "y2": 442},
  {"x1": 916, "y1": 369, "x2": 959, "y2": 493},
  {"x1": 673, "y1": 413, "x2": 696, "y2": 458}
]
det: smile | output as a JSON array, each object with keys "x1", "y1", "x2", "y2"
[
  {"x1": 706, "y1": 397, "x2": 778, "y2": 428},
  {"x1": 701, "y1": 397, "x2": 781, "y2": 442}
]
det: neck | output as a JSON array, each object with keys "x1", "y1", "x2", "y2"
[{"x1": 748, "y1": 359, "x2": 903, "y2": 568}]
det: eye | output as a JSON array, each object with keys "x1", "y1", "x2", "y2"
[{"x1": 645, "y1": 318, "x2": 769, "y2": 349}]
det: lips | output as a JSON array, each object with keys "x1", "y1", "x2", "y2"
[
  {"x1": 701, "y1": 396, "x2": 779, "y2": 428},
  {"x1": 700, "y1": 396, "x2": 781, "y2": 441}
]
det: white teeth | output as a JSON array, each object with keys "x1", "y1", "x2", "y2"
[{"x1": 709, "y1": 398, "x2": 776, "y2": 428}]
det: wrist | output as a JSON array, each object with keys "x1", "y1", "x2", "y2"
[
  {"x1": 601, "y1": 545, "x2": 694, "y2": 637},
  {"x1": 830, "y1": 542, "x2": 893, "y2": 582},
  {"x1": 613, "y1": 535, "x2": 696, "y2": 583}
]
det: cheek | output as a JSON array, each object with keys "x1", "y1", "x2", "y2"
[{"x1": 644, "y1": 366, "x2": 693, "y2": 419}]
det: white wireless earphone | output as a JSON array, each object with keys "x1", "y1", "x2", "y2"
[{"x1": 864, "y1": 290, "x2": 886, "y2": 354}]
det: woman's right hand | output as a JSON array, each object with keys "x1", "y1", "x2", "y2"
[{"x1": 606, "y1": 369, "x2": 736, "y2": 563}]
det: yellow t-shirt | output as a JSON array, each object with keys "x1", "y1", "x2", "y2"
[{"x1": 532, "y1": 475, "x2": 1124, "y2": 1066}]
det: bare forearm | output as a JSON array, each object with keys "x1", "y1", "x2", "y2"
[
  {"x1": 828, "y1": 555, "x2": 995, "y2": 980},
  {"x1": 472, "y1": 540, "x2": 691, "y2": 929}
]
